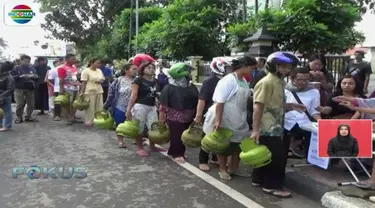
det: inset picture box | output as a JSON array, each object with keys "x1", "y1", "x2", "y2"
[{"x1": 318, "y1": 119, "x2": 373, "y2": 158}]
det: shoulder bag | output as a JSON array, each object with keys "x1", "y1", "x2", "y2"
[{"x1": 291, "y1": 91, "x2": 317, "y2": 122}]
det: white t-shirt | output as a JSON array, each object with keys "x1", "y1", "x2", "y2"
[
  {"x1": 212, "y1": 73, "x2": 246, "y2": 103},
  {"x1": 48, "y1": 67, "x2": 60, "y2": 92}
]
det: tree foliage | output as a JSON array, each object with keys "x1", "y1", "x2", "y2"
[
  {"x1": 41, "y1": 0, "x2": 366, "y2": 60},
  {"x1": 356, "y1": 0, "x2": 375, "y2": 13},
  {"x1": 228, "y1": 0, "x2": 364, "y2": 55},
  {"x1": 0, "y1": 38, "x2": 7, "y2": 49},
  {"x1": 0, "y1": 38, "x2": 8, "y2": 59},
  {"x1": 135, "y1": 0, "x2": 244, "y2": 60},
  {"x1": 38, "y1": 0, "x2": 149, "y2": 50},
  {"x1": 84, "y1": 6, "x2": 163, "y2": 60}
]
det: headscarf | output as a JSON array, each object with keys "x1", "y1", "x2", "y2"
[
  {"x1": 334, "y1": 124, "x2": 354, "y2": 146},
  {"x1": 165, "y1": 67, "x2": 191, "y2": 88}
]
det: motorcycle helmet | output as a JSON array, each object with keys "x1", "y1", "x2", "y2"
[
  {"x1": 167, "y1": 63, "x2": 193, "y2": 79},
  {"x1": 210, "y1": 57, "x2": 231, "y2": 76},
  {"x1": 280, "y1": 51, "x2": 301, "y2": 67},
  {"x1": 266, "y1": 52, "x2": 298, "y2": 73},
  {"x1": 133, "y1": 54, "x2": 155, "y2": 67}
]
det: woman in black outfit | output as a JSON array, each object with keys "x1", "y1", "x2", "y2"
[
  {"x1": 327, "y1": 124, "x2": 359, "y2": 157},
  {"x1": 194, "y1": 57, "x2": 231, "y2": 171}
]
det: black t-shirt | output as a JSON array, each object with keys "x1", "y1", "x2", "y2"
[
  {"x1": 345, "y1": 61, "x2": 372, "y2": 86},
  {"x1": 327, "y1": 94, "x2": 367, "y2": 118},
  {"x1": 133, "y1": 77, "x2": 157, "y2": 106},
  {"x1": 199, "y1": 75, "x2": 220, "y2": 114}
]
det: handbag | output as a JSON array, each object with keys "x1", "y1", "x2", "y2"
[{"x1": 291, "y1": 91, "x2": 317, "y2": 122}]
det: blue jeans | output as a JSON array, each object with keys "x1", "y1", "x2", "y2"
[{"x1": 1, "y1": 96, "x2": 12, "y2": 129}]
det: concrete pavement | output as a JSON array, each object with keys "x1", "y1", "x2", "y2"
[{"x1": 0, "y1": 113, "x2": 321, "y2": 208}]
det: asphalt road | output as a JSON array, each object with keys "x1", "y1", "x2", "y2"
[
  {"x1": 4, "y1": 73, "x2": 375, "y2": 208},
  {"x1": 0, "y1": 110, "x2": 322, "y2": 208}
]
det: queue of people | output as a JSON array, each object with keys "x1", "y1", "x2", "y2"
[{"x1": 0, "y1": 50, "x2": 374, "y2": 198}]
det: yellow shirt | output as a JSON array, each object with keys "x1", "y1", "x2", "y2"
[
  {"x1": 253, "y1": 73, "x2": 285, "y2": 137},
  {"x1": 81, "y1": 68, "x2": 105, "y2": 94}
]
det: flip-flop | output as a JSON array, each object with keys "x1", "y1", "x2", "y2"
[
  {"x1": 228, "y1": 169, "x2": 251, "y2": 177},
  {"x1": 150, "y1": 146, "x2": 166, "y2": 152},
  {"x1": 251, "y1": 182, "x2": 262, "y2": 187},
  {"x1": 199, "y1": 164, "x2": 210, "y2": 171},
  {"x1": 118, "y1": 143, "x2": 127, "y2": 148},
  {"x1": 174, "y1": 157, "x2": 185, "y2": 164},
  {"x1": 136, "y1": 149, "x2": 149, "y2": 157},
  {"x1": 218, "y1": 171, "x2": 232, "y2": 180},
  {"x1": 0, "y1": 128, "x2": 10, "y2": 132},
  {"x1": 14, "y1": 119, "x2": 23, "y2": 124},
  {"x1": 353, "y1": 180, "x2": 375, "y2": 190},
  {"x1": 263, "y1": 188, "x2": 292, "y2": 198},
  {"x1": 25, "y1": 117, "x2": 38, "y2": 122}
]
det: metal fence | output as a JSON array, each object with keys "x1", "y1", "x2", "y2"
[{"x1": 190, "y1": 54, "x2": 351, "y2": 84}]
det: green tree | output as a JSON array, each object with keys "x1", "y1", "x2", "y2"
[
  {"x1": 84, "y1": 6, "x2": 163, "y2": 59},
  {"x1": 38, "y1": 0, "x2": 150, "y2": 51},
  {"x1": 228, "y1": 0, "x2": 364, "y2": 55},
  {"x1": 356, "y1": 0, "x2": 375, "y2": 13},
  {"x1": 135, "y1": 0, "x2": 243, "y2": 59},
  {"x1": 0, "y1": 38, "x2": 8, "y2": 59}
]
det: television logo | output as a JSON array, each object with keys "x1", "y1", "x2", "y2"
[
  {"x1": 12, "y1": 166, "x2": 87, "y2": 179},
  {"x1": 3, "y1": 1, "x2": 39, "y2": 26}
]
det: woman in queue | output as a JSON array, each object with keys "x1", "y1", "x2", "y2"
[
  {"x1": 104, "y1": 62, "x2": 138, "y2": 148},
  {"x1": 126, "y1": 57, "x2": 165, "y2": 156},
  {"x1": 317, "y1": 74, "x2": 365, "y2": 119},
  {"x1": 307, "y1": 54, "x2": 334, "y2": 106},
  {"x1": 194, "y1": 57, "x2": 231, "y2": 170},
  {"x1": 203, "y1": 56, "x2": 257, "y2": 180},
  {"x1": 0, "y1": 61, "x2": 15, "y2": 132},
  {"x1": 80, "y1": 58, "x2": 105, "y2": 127},
  {"x1": 159, "y1": 63, "x2": 198, "y2": 163}
]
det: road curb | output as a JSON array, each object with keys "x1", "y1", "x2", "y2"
[
  {"x1": 284, "y1": 171, "x2": 335, "y2": 202},
  {"x1": 321, "y1": 191, "x2": 375, "y2": 208}
]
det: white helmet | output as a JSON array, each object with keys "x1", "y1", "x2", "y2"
[{"x1": 210, "y1": 57, "x2": 231, "y2": 75}]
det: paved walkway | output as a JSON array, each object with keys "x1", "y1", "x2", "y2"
[
  {"x1": 3, "y1": 74, "x2": 375, "y2": 208},
  {"x1": 0, "y1": 112, "x2": 321, "y2": 208}
]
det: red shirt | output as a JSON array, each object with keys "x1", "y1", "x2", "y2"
[
  {"x1": 244, "y1": 74, "x2": 251, "y2": 82},
  {"x1": 57, "y1": 64, "x2": 79, "y2": 91}
]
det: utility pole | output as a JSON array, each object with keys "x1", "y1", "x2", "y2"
[
  {"x1": 242, "y1": 0, "x2": 247, "y2": 22},
  {"x1": 135, "y1": 0, "x2": 139, "y2": 54},
  {"x1": 127, "y1": 0, "x2": 134, "y2": 59}
]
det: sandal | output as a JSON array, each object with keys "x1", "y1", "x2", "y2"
[
  {"x1": 252, "y1": 182, "x2": 262, "y2": 187},
  {"x1": 228, "y1": 169, "x2": 251, "y2": 177},
  {"x1": 25, "y1": 117, "x2": 38, "y2": 122},
  {"x1": 136, "y1": 149, "x2": 149, "y2": 157},
  {"x1": 0, "y1": 128, "x2": 10, "y2": 132},
  {"x1": 199, "y1": 164, "x2": 210, "y2": 171},
  {"x1": 65, "y1": 120, "x2": 73, "y2": 125},
  {"x1": 14, "y1": 118, "x2": 23, "y2": 124},
  {"x1": 353, "y1": 180, "x2": 375, "y2": 190},
  {"x1": 118, "y1": 143, "x2": 127, "y2": 148},
  {"x1": 84, "y1": 123, "x2": 93, "y2": 127},
  {"x1": 263, "y1": 188, "x2": 292, "y2": 198},
  {"x1": 174, "y1": 157, "x2": 185, "y2": 164},
  {"x1": 218, "y1": 171, "x2": 232, "y2": 180},
  {"x1": 209, "y1": 160, "x2": 218, "y2": 165},
  {"x1": 150, "y1": 146, "x2": 166, "y2": 152}
]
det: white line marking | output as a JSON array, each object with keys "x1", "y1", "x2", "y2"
[{"x1": 145, "y1": 140, "x2": 264, "y2": 208}]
